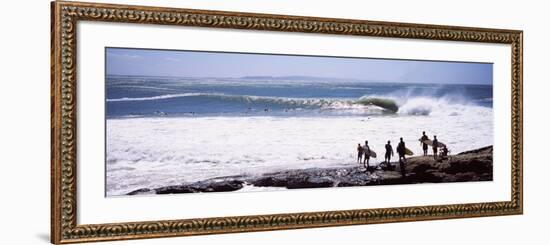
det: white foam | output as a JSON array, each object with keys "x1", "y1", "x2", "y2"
[
  {"x1": 106, "y1": 104, "x2": 493, "y2": 196},
  {"x1": 397, "y1": 96, "x2": 488, "y2": 117},
  {"x1": 106, "y1": 92, "x2": 209, "y2": 102}
]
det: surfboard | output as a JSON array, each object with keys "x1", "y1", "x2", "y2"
[
  {"x1": 421, "y1": 139, "x2": 446, "y2": 148},
  {"x1": 366, "y1": 150, "x2": 377, "y2": 158},
  {"x1": 421, "y1": 139, "x2": 432, "y2": 145},
  {"x1": 405, "y1": 147, "x2": 413, "y2": 156}
]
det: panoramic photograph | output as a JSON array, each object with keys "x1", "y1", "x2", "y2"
[{"x1": 105, "y1": 47, "x2": 494, "y2": 197}]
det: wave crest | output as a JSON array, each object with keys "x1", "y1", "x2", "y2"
[
  {"x1": 396, "y1": 96, "x2": 491, "y2": 117},
  {"x1": 107, "y1": 93, "x2": 207, "y2": 102},
  {"x1": 107, "y1": 92, "x2": 488, "y2": 117},
  {"x1": 108, "y1": 93, "x2": 400, "y2": 113},
  {"x1": 398, "y1": 97, "x2": 436, "y2": 115},
  {"x1": 356, "y1": 97, "x2": 399, "y2": 112}
]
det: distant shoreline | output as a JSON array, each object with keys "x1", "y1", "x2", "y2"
[
  {"x1": 106, "y1": 74, "x2": 494, "y2": 86},
  {"x1": 124, "y1": 146, "x2": 493, "y2": 196}
]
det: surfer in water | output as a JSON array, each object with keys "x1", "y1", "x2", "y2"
[
  {"x1": 363, "y1": 141, "x2": 371, "y2": 170},
  {"x1": 432, "y1": 135, "x2": 439, "y2": 160},
  {"x1": 420, "y1": 131, "x2": 429, "y2": 156},
  {"x1": 397, "y1": 138, "x2": 407, "y2": 177},
  {"x1": 357, "y1": 143, "x2": 364, "y2": 164},
  {"x1": 384, "y1": 140, "x2": 394, "y2": 167}
]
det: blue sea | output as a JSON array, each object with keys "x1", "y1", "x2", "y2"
[{"x1": 106, "y1": 75, "x2": 492, "y2": 118}]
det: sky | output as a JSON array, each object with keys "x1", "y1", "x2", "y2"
[{"x1": 106, "y1": 47, "x2": 493, "y2": 85}]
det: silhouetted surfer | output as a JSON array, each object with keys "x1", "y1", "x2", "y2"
[
  {"x1": 363, "y1": 140, "x2": 371, "y2": 170},
  {"x1": 420, "y1": 131, "x2": 429, "y2": 156},
  {"x1": 396, "y1": 137, "x2": 407, "y2": 177},
  {"x1": 440, "y1": 146, "x2": 449, "y2": 160},
  {"x1": 384, "y1": 140, "x2": 393, "y2": 167},
  {"x1": 357, "y1": 143, "x2": 364, "y2": 164},
  {"x1": 432, "y1": 135, "x2": 439, "y2": 160}
]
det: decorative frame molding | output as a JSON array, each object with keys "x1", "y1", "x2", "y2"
[{"x1": 51, "y1": 1, "x2": 523, "y2": 244}]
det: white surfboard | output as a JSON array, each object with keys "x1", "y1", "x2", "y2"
[
  {"x1": 422, "y1": 139, "x2": 446, "y2": 148},
  {"x1": 365, "y1": 149, "x2": 377, "y2": 158}
]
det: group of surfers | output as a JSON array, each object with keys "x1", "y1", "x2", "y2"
[{"x1": 356, "y1": 131, "x2": 449, "y2": 177}]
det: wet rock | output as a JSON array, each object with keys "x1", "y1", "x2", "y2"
[
  {"x1": 155, "y1": 186, "x2": 196, "y2": 194},
  {"x1": 446, "y1": 157, "x2": 492, "y2": 174},
  {"x1": 129, "y1": 179, "x2": 245, "y2": 195},
  {"x1": 457, "y1": 145, "x2": 493, "y2": 155},
  {"x1": 191, "y1": 179, "x2": 244, "y2": 192},
  {"x1": 126, "y1": 146, "x2": 493, "y2": 195},
  {"x1": 286, "y1": 176, "x2": 334, "y2": 189},
  {"x1": 127, "y1": 188, "x2": 153, "y2": 195},
  {"x1": 251, "y1": 176, "x2": 289, "y2": 187}
]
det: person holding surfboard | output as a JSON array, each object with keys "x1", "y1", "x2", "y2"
[
  {"x1": 396, "y1": 138, "x2": 407, "y2": 177},
  {"x1": 384, "y1": 140, "x2": 394, "y2": 167},
  {"x1": 420, "y1": 131, "x2": 429, "y2": 156},
  {"x1": 432, "y1": 135, "x2": 439, "y2": 160},
  {"x1": 356, "y1": 143, "x2": 364, "y2": 164},
  {"x1": 362, "y1": 140, "x2": 371, "y2": 170}
]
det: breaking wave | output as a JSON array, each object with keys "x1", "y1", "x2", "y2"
[
  {"x1": 108, "y1": 92, "x2": 489, "y2": 117},
  {"x1": 107, "y1": 93, "x2": 208, "y2": 102},
  {"x1": 396, "y1": 96, "x2": 491, "y2": 117},
  {"x1": 108, "y1": 93, "x2": 401, "y2": 113}
]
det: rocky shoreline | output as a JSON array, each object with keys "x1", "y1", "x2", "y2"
[{"x1": 127, "y1": 146, "x2": 493, "y2": 195}]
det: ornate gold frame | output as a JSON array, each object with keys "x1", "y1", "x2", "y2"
[{"x1": 51, "y1": 1, "x2": 523, "y2": 244}]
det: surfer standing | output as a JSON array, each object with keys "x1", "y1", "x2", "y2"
[
  {"x1": 384, "y1": 140, "x2": 393, "y2": 166},
  {"x1": 397, "y1": 138, "x2": 407, "y2": 177},
  {"x1": 357, "y1": 143, "x2": 364, "y2": 164},
  {"x1": 363, "y1": 141, "x2": 371, "y2": 170},
  {"x1": 440, "y1": 146, "x2": 449, "y2": 160},
  {"x1": 420, "y1": 131, "x2": 429, "y2": 156},
  {"x1": 432, "y1": 135, "x2": 439, "y2": 160}
]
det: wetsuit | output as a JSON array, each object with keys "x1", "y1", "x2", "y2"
[
  {"x1": 357, "y1": 145, "x2": 364, "y2": 162},
  {"x1": 432, "y1": 138, "x2": 439, "y2": 159},
  {"x1": 363, "y1": 144, "x2": 371, "y2": 168},
  {"x1": 363, "y1": 145, "x2": 370, "y2": 160},
  {"x1": 397, "y1": 141, "x2": 406, "y2": 177},
  {"x1": 420, "y1": 135, "x2": 429, "y2": 155},
  {"x1": 385, "y1": 143, "x2": 393, "y2": 163}
]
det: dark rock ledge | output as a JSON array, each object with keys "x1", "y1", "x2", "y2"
[{"x1": 127, "y1": 146, "x2": 493, "y2": 195}]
